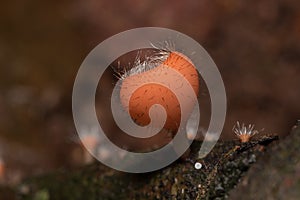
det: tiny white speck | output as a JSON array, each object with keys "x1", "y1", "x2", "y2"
[{"x1": 194, "y1": 162, "x2": 202, "y2": 169}]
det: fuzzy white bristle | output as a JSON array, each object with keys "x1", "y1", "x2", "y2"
[
  {"x1": 118, "y1": 50, "x2": 170, "y2": 80},
  {"x1": 115, "y1": 40, "x2": 177, "y2": 80},
  {"x1": 233, "y1": 121, "x2": 259, "y2": 137},
  {"x1": 150, "y1": 40, "x2": 176, "y2": 52}
]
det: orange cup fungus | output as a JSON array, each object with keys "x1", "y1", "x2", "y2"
[{"x1": 120, "y1": 51, "x2": 199, "y2": 133}]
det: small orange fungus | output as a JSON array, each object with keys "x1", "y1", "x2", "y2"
[{"x1": 120, "y1": 51, "x2": 199, "y2": 132}]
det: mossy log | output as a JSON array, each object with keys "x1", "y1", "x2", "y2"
[
  {"x1": 229, "y1": 122, "x2": 300, "y2": 199},
  {"x1": 6, "y1": 133, "x2": 280, "y2": 200}
]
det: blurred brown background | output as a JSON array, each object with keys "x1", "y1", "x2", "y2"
[{"x1": 0, "y1": 0, "x2": 299, "y2": 185}]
